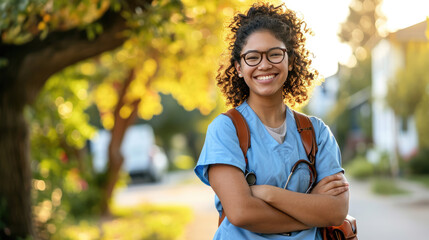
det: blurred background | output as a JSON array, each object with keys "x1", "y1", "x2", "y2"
[{"x1": 0, "y1": 0, "x2": 428, "y2": 239}]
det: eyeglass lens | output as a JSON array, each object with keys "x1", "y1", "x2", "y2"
[{"x1": 244, "y1": 48, "x2": 285, "y2": 66}]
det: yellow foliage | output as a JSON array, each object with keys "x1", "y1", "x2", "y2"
[
  {"x1": 142, "y1": 58, "x2": 158, "y2": 78},
  {"x1": 54, "y1": 96, "x2": 64, "y2": 107},
  {"x1": 100, "y1": 53, "x2": 113, "y2": 66},
  {"x1": 174, "y1": 155, "x2": 194, "y2": 170},
  {"x1": 126, "y1": 80, "x2": 146, "y2": 102},
  {"x1": 80, "y1": 62, "x2": 96, "y2": 75},
  {"x1": 88, "y1": 0, "x2": 266, "y2": 121},
  {"x1": 61, "y1": 221, "x2": 100, "y2": 240},
  {"x1": 58, "y1": 101, "x2": 73, "y2": 119},
  {"x1": 101, "y1": 112, "x2": 115, "y2": 130},
  {"x1": 94, "y1": 83, "x2": 118, "y2": 112},
  {"x1": 138, "y1": 91, "x2": 163, "y2": 120},
  {"x1": 119, "y1": 104, "x2": 133, "y2": 119},
  {"x1": 56, "y1": 204, "x2": 191, "y2": 240},
  {"x1": 38, "y1": 21, "x2": 46, "y2": 30}
]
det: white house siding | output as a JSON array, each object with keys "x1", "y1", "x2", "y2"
[{"x1": 371, "y1": 39, "x2": 418, "y2": 159}]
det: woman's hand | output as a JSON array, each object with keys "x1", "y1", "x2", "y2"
[{"x1": 311, "y1": 173, "x2": 349, "y2": 196}]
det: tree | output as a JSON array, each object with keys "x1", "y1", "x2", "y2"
[
  {"x1": 0, "y1": 0, "x2": 181, "y2": 238},
  {"x1": 89, "y1": 0, "x2": 263, "y2": 214},
  {"x1": 27, "y1": 66, "x2": 99, "y2": 239},
  {"x1": 331, "y1": 0, "x2": 385, "y2": 160},
  {"x1": 0, "y1": 0, "x2": 264, "y2": 237},
  {"x1": 338, "y1": 0, "x2": 385, "y2": 62}
]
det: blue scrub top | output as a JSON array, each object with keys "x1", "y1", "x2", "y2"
[{"x1": 194, "y1": 101, "x2": 343, "y2": 240}]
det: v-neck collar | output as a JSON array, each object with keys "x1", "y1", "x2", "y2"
[{"x1": 242, "y1": 101, "x2": 295, "y2": 149}]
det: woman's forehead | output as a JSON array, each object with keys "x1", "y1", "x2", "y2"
[{"x1": 242, "y1": 30, "x2": 286, "y2": 52}]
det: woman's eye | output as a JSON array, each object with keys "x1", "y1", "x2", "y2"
[{"x1": 246, "y1": 56, "x2": 259, "y2": 60}]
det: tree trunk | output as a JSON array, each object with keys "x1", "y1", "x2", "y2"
[
  {"x1": 100, "y1": 70, "x2": 140, "y2": 215},
  {"x1": 0, "y1": 94, "x2": 34, "y2": 239},
  {"x1": 100, "y1": 52, "x2": 160, "y2": 215},
  {"x1": 392, "y1": 115, "x2": 400, "y2": 177}
]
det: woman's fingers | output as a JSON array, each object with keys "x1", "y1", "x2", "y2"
[
  {"x1": 312, "y1": 173, "x2": 349, "y2": 195},
  {"x1": 318, "y1": 173, "x2": 342, "y2": 186},
  {"x1": 326, "y1": 185, "x2": 349, "y2": 196}
]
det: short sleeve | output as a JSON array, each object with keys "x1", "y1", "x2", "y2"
[
  {"x1": 311, "y1": 117, "x2": 344, "y2": 182},
  {"x1": 194, "y1": 114, "x2": 247, "y2": 186}
]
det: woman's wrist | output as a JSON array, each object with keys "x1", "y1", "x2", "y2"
[{"x1": 251, "y1": 185, "x2": 278, "y2": 203}]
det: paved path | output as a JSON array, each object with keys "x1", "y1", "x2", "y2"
[
  {"x1": 348, "y1": 177, "x2": 429, "y2": 239},
  {"x1": 114, "y1": 171, "x2": 429, "y2": 240}
]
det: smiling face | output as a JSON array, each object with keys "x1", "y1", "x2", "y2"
[{"x1": 235, "y1": 30, "x2": 292, "y2": 103}]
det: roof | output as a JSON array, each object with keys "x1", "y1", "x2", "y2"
[{"x1": 389, "y1": 20, "x2": 428, "y2": 42}]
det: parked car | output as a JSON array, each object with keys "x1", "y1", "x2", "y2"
[{"x1": 90, "y1": 124, "x2": 168, "y2": 182}]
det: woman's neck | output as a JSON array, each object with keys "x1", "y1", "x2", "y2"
[{"x1": 247, "y1": 95, "x2": 286, "y2": 128}]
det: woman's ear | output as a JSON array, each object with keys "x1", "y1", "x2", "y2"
[
  {"x1": 288, "y1": 55, "x2": 295, "y2": 71},
  {"x1": 235, "y1": 61, "x2": 243, "y2": 78}
]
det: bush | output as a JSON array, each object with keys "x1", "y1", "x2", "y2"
[
  {"x1": 371, "y1": 178, "x2": 408, "y2": 195},
  {"x1": 408, "y1": 148, "x2": 429, "y2": 174},
  {"x1": 345, "y1": 156, "x2": 375, "y2": 180},
  {"x1": 373, "y1": 151, "x2": 391, "y2": 176}
]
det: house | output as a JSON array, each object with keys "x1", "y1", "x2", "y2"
[
  {"x1": 307, "y1": 67, "x2": 371, "y2": 161},
  {"x1": 307, "y1": 74, "x2": 340, "y2": 119},
  {"x1": 370, "y1": 20, "x2": 428, "y2": 166}
]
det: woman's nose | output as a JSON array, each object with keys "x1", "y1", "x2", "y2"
[{"x1": 258, "y1": 54, "x2": 272, "y2": 70}]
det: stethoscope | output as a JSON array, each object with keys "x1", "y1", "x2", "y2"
[
  {"x1": 243, "y1": 153, "x2": 257, "y2": 185},
  {"x1": 245, "y1": 169, "x2": 256, "y2": 186}
]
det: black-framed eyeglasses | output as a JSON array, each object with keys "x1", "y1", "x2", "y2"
[
  {"x1": 283, "y1": 159, "x2": 317, "y2": 194},
  {"x1": 240, "y1": 47, "x2": 287, "y2": 67}
]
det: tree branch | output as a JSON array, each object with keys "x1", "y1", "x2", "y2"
[{"x1": 0, "y1": 0, "x2": 153, "y2": 105}]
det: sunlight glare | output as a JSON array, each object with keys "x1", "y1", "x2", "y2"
[{"x1": 283, "y1": 0, "x2": 429, "y2": 77}]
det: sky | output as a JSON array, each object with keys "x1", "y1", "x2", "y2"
[{"x1": 283, "y1": 0, "x2": 429, "y2": 77}]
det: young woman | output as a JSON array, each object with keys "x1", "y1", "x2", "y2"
[{"x1": 194, "y1": 3, "x2": 350, "y2": 239}]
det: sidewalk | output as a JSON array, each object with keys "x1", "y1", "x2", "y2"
[
  {"x1": 114, "y1": 171, "x2": 429, "y2": 240},
  {"x1": 348, "y1": 177, "x2": 429, "y2": 239},
  {"x1": 185, "y1": 175, "x2": 429, "y2": 240}
]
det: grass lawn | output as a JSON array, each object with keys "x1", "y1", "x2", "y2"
[
  {"x1": 53, "y1": 204, "x2": 192, "y2": 240},
  {"x1": 407, "y1": 175, "x2": 429, "y2": 188},
  {"x1": 371, "y1": 178, "x2": 409, "y2": 196}
]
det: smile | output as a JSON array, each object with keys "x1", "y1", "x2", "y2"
[{"x1": 255, "y1": 74, "x2": 277, "y2": 82}]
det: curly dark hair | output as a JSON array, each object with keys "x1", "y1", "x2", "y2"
[{"x1": 216, "y1": 2, "x2": 320, "y2": 107}]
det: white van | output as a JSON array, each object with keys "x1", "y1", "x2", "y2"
[{"x1": 90, "y1": 124, "x2": 168, "y2": 182}]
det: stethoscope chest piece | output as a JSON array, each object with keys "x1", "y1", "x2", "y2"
[{"x1": 245, "y1": 171, "x2": 256, "y2": 186}]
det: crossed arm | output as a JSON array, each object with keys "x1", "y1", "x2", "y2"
[{"x1": 208, "y1": 164, "x2": 349, "y2": 233}]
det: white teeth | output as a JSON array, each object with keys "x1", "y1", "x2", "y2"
[{"x1": 256, "y1": 75, "x2": 275, "y2": 80}]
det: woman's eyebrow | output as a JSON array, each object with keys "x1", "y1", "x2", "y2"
[
  {"x1": 242, "y1": 47, "x2": 284, "y2": 54},
  {"x1": 242, "y1": 49, "x2": 259, "y2": 54}
]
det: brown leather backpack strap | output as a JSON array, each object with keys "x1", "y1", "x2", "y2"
[
  {"x1": 218, "y1": 108, "x2": 250, "y2": 226},
  {"x1": 222, "y1": 108, "x2": 251, "y2": 165},
  {"x1": 218, "y1": 108, "x2": 251, "y2": 226},
  {"x1": 218, "y1": 211, "x2": 226, "y2": 226},
  {"x1": 292, "y1": 110, "x2": 318, "y2": 165}
]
